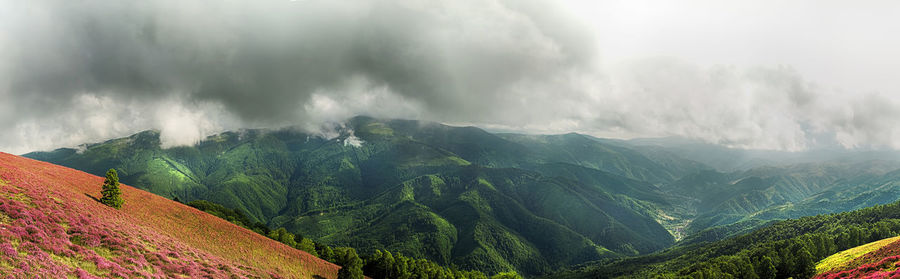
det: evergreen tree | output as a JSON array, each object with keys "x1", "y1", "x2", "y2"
[{"x1": 100, "y1": 169, "x2": 124, "y2": 209}]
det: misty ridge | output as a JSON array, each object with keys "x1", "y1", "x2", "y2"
[
  {"x1": 7, "y1": 1, "x2": 900, "y2": 278},
  {"x1": 21, "y1": 115, "x2": 900, "y2": 278}
]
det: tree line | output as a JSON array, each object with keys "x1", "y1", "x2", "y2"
[
  {"x1": 571, "y1": 200, "x2": 900, "y2": 279},
  {"x1": 183, "y1": 199, "x2": 521, "y2": 279}
]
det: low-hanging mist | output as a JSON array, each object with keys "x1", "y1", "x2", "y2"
[{"x1": 2, "y1": 0, "x2": 899, "y2": 154}]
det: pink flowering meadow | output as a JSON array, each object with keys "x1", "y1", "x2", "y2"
[
  {"x1": 0, "y1": 152, "x2": 339, "y2": 278},
  {"x1": 817, "y1": 239, "x2": 900, "y2": 279}
]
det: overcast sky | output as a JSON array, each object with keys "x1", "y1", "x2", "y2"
[{"x1": 2, "y1": 0, "x2": 900, "y2": 154}]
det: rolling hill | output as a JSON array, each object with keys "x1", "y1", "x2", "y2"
[
  {"x1": 815, "y1": 236, "x2": 900, "y2": 278},
  {"x1": 0, "y1": 152, "x2": 338, "y2": 278},
  {"x1": 815, "y1": 235, "x2": 900, "y2": 275},
  {"x1": 555, "y1": 199, "x2": 900, "y2": 278},
  {"x1": 653, "y1": 160, "x2": 900, "y2": 237},
  {"x1": 24, "y1": 116, "x2": 900, "y2": 277},
  {"x1": 23, "y1": 116, "x2": 693, "y2": 275}
]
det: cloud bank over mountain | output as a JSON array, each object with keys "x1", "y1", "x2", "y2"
[{"x1": 2, "y1": 0, "x2": 899, "y2": 153}]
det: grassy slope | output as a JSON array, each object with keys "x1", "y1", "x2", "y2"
[
  {"x1": 0, "y1": 152, "x2": 338, "y2": 278},
  {"x1": 815, "y1": 235, "x2": 900, "y2": 274},
  {"x1": 815, "y1": 236, "x2": 900, "y2": 279},
  {"x1": 816, "y1": 246, "x2": 900, "y2": 278}
]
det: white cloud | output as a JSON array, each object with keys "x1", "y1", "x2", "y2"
[
  {"x1": 155, "y1": 100, "x2": 233, "y2": 148},
  {"x1": 2, "y1": 0, "x2": 900, "y2": 153}
]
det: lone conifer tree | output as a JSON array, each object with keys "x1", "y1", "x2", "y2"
[{"x1": 100, "y1": 169, "x2": 124, "y2": 209}]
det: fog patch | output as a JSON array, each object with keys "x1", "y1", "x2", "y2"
[{"x1": 343, "y1": 130, "x2": 364, "y2": 148}]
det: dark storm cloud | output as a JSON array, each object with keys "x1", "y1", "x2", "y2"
[
  {"x1": 2, "y1": 0, "x2": 900, "y2": 153},
  {"x1": 1, "y1": 0, "x2": 597, "y2": 152},
  {"x1": 4, "y1": 0, "x2": 591, "y2": 122}
]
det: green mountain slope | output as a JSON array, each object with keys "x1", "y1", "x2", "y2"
[
  {"x1": 498, "y1": 133, "x2": 707, "y2": 185},
  {"x1": 752, "y1": 164, "x2": 900, "y2": 221},
  {"x1": 33, "y1": 117, "x2": 900, "y2": 277},
  {"x1": 657, "y1": 160, "x2": 900, "y2": 236},
  {"x1": 24, "y1": 116, "x2": 690, "y2": 276},
  {"x1": 556, "y1": 199, "x2": 900, "y2": 279}
]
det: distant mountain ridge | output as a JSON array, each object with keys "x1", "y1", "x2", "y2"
[
  {"x1": 23, "y1": 116, "x2": 900, "y2": 276},
  {"x1": 24, "y1": 116, "x2": 697, "y2": 275},
  {"x1": 622, "y1": 136, "x2": 900, "y2": 172}
]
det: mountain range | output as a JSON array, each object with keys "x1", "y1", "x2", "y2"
[{"x1": 23, "y1": 116, "x2": 900, "y2": 276}]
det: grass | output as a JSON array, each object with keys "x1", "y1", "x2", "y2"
[
  {"x1": 361, "y1": 122, "x2": 394, "y2": 136},
  {"x1": 49, "y1": 252, "x2": 104, "y2": 277},
  {"x1": 816, "y1": 235, "x2": 900, "y2": 274},
  {"x1": 816, "y1": 235, "x2": 900, "y2": 279},
  {"x1": 0, "y1": 152, "x2": 340, "y2": 278}
]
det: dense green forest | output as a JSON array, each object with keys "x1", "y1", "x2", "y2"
[
  {"x1": 26, "y1": 117, "x2": 692, "y2": 275},
  {"x1": 557, "y1": 200, "x2": 900, "y2": 278},
  {"x1": 185, "y1": 199, "x2": 516, "y2": 279},
  {"x1": 25, "y1": 116, "x2": 900, "y2": 277}
]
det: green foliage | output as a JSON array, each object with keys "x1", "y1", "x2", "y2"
[
  {"x1": 363, "y1": 249, "x2": 492, "y2": 279},
  {"x1": 99, "y1": 169, "x2": 124, "y2": 209},
  {"x1": 191, "y1": 199, "x2": 489, "y2": 279},
  {"x1": 316, "y1": 242, "x2": 335, "y2": 262},
  {"x1": 186, "y1": 200, "x2": 269, "y2": 234},
  {"x1": 30, "y1": 116, "x2": 900, "y2": 278},
  {"x1": 27, "y1": 117, "x2": 691, "y2": 276},
  {"x1": 755, "y1": 256, "x2": 776, "y2": 279},
  {"x1": 336, "y1": 248, "x2": 364, "y2": 279},
  {"x1": 792, "y1": 246, "x2": 816, "y2": 279},
  {"x1": 268, "y1": 227, "x2": 297, "y2": 248},
  {"x1": 297, "y1": 238, "x2": 319, "y2": 257},
  {"x1": 491, "y1": 271, "x2": 523, "y2": 279},
  {"x1": 564, "y1": 200, "x2": 900, "y2": 279}
]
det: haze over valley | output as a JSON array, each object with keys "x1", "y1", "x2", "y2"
[{"x1": 4, "y1": 1, "x2": 900, "y2": 278}]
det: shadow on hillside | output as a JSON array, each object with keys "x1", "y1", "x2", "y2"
[
  {"x1": 312, "y1": 276, "x2": 326, "y2": 279},
  {"x1": 84, "y1": 193, "x2": 100, "y2": 203}
]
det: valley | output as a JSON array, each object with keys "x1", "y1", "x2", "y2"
[
  {"x1": 4, "y1": 1, "x2": 898, "y2": 278},
  {"x1": 23, "y1": 116, "x2": 900, "y2": 277}
]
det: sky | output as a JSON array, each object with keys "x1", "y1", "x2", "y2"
[{"x1": 2, "y1": 0, "x2": 900, "y2": 154}]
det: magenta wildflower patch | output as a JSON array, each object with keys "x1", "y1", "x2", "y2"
[
  {"x1": 817, "y1": 240, "x2": 900, "y2": 279},
  {"x1": 0, "y1": 152, "x2": 340, "y2": 278}
]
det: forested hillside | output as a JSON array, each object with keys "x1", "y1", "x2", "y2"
[
  {"x1": 25, "y1": 116, "x2": 900, "y2": 277},
  {"x1": 557, "y1": 200, "x2": 900, "y2": 278},
  {"x1": 25, "y1": 116, "x2": 694, "y2": 275}
]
